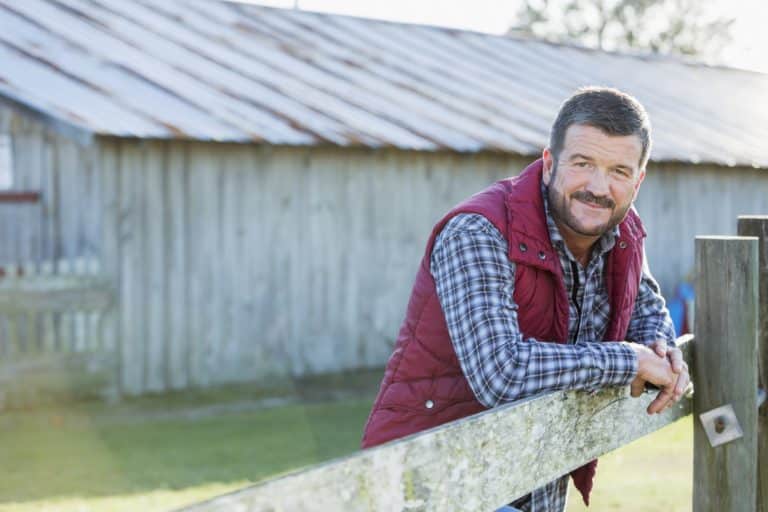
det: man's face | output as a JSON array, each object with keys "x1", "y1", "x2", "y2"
[{"x1": 542, "y1": 124, "x2": 645, "y2": 239}]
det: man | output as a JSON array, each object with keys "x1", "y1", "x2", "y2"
[{"x1": 361, "y1": 87, "x2": 690, "y2": 511}]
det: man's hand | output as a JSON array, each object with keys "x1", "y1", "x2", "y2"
[
  {"x1": 626, "y1": 341, "x2": 689, "y2": 415},
  {"x1": 655, "y1": 340, "x2": 690, "y2": 413}
]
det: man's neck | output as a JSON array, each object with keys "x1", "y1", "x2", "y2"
[{"x1": 553, "y1": 219, "x2": 599, "y2": 267}]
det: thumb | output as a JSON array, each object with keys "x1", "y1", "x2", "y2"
[{"x1": 653, "y1": 339, "x2": 667, "y2": 358}]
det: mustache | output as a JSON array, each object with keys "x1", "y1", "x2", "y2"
[{"x1": 571, "y1": 191, "x2": 615, "y2": 209}]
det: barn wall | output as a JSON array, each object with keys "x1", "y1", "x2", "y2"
[
  {"x1": 0, "y1": 105, "x2": 101, "y2": 267},
  {"x1": 0, "y1": 106, "x2": 110, "y2": 404},
  {"x1": 100, "y1": 139, "x2": 768, "y2": 396},
  {"x1": 637, "y1": 163, "x2": 768, "y2": 296},
  {"x1": 99, "y1": 139, "x2": 533, "y2": 394},
  {"x1": 2, "y1": 110, "x2": 767, "y2": 396}
]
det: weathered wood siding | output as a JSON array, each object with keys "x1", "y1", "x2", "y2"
[
  {"x1": 0, "y1": 106, "x2": 102, "y2": 266},
  {"x1": 0, "y1": 107, "x2": 111, "y2": 404},
  {"x1": 2, "y1": 104, "x2": 768, "y2": 395},
  {"x1": 637, "y1": 163, "x2": 768, "y2": 296},
  {"x1": 97, "y1": 140, "x2": 532, "y2": 394}
]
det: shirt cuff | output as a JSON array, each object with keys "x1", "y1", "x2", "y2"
[{"x1": 596, "y1": 342, "x2": 638, "y2": 389}]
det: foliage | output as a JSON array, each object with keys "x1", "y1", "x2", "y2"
[{"x1": 509, "y1": 0, "x2": 734, "y2": 59}]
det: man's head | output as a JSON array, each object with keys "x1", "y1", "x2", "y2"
[{"x1": 542, "y1": 87, "x2": 651, "y2": 243}]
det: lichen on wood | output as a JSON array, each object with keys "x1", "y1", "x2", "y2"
[{"x1": 180, "y1": 337, "x2": 694, "y2": 512}]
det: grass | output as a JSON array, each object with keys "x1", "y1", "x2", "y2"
[
  {"x1": 566, "y1": 416, "x2": 693, "y2": 512},
  {"x1": 0, "y1": 371, "x2": 693, "y2": 512}
]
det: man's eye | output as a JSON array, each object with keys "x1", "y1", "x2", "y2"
[{"x1": 614, "y1": 168, "x2": 631, "y2": 177}]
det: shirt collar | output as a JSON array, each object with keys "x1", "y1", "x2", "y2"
[{"x1": 541, "y1": 181, "x2": 619, "y2": 263}]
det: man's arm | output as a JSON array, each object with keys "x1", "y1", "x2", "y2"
[
  {"x1": 625, "y1": 249, "x2": 677, "y2": 348},
  {"x1": 431, "y1": 213, "x2": 639, "y2": 408}
]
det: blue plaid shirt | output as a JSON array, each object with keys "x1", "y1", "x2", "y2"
[{"x1": 430, "y1": 184, "x2": 676, "y2": 512}]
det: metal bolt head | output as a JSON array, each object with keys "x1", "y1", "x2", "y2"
[
  {"x1": 714, "y1": 415, "x2": 728, "y2": 433},
  {"x1": 699, "y1": 404, "x2": 743, "y2": 447}
]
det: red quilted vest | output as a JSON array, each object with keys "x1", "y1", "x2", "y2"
[{"x1": 361, "y1": 159, "x2": 646, "y2": 506}]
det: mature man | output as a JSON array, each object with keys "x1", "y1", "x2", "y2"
[{"x1": 360, "y1": 87, "x2": 689, "y2": 511}]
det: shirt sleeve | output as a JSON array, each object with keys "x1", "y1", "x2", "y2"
[
  {"x1": 625, "y1": 248, "x2": 678, "y2": 347},
  {"x1": 430, "y1": 213, "x2": 638, "y2": 408}
]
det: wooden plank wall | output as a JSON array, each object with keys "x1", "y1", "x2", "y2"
[
  {"x1": 0, "y1": 107, "x2": 105, "y2": 362},
  {"x1": 98, "y1": 141, "x2": 531, "y2": 394},
  {"x1": 3, "y1": 102, "x2": 768, "y2": 396},
  {"x1": 636, "y1": 164, "x2": 768, "y2": 295},
  {"x1": 56, "y1": 136, "x2": 768, "y2": 395}
]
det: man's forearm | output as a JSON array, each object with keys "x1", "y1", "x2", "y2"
[{"x1": 431, "y1": 214, "x2": 638, "y2": 408}]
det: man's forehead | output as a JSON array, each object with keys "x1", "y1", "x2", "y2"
[{"x1": 561, "y1": 124, "x2": 643, "y2": 166}]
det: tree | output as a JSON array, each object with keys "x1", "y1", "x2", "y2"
[{"x1": 508, "y1": 0, "x2": 735, "y2": 59}]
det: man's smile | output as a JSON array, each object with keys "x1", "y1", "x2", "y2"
[{"x1": 576, "y1": 198, "x2": 610, "y2": 209}]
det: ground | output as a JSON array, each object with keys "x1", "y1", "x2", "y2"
[{"x1": 0, "y1": 369, "x2": 692, "y2": 512}]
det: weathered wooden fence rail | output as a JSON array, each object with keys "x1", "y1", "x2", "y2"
[
  {"x1": 179, "y1": 216, "x2": 768, "y2": 512},
  {"x1": 180, "y1": 339, "x2": 693, "y2": 512}
]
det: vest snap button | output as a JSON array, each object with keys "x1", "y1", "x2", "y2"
[
  {"x1": 425, "y1": 399, "x2": 434, "y2": 409},
  {"x1": 538, "y1": 251, "x2": 546, "y2": 260},
  {"x1": 619, "y1": 241, "x2": 628, "y2": 249},
  {"x1": 519, "y1": 243, "x2": 527, "y2": 252}
]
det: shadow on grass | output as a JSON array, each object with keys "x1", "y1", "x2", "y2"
[{"x1": 0, "y1": 368, "x2": 383, "y2": 505}]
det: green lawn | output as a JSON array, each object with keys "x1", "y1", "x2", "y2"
[
  {"x1": 567, "y1": 416, "x2": 692, "y2": 512},
  {"x1": 0, "y1": 378, "x2": 693, "y2": 512}
]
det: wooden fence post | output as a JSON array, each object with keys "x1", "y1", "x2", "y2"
[
  {"x1": 694, "y1": 236, "x2": 760, "y2": 511},
  {"x1": 738, "y1": 216, "x2": 768, "y2": 512}
]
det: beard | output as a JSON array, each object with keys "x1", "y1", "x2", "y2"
[{"x1": 546, "y1": 167, "x2": 633, "y2": 237}]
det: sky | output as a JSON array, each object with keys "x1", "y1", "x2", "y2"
[{"x1": 239, "y1": 0, "x2": 768, "y2": 74}]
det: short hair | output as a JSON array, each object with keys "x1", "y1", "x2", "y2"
[{"x1": 549, "y1": 86, "x2": 652, "y2": 169}]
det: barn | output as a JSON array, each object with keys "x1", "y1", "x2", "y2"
[{"x1": 0, "y1": 0, "x2": 766, "y2": 398}]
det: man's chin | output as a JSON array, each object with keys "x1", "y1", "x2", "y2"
[{"x1": 566, "y1": 219, "x2": 613, "y2": 238}]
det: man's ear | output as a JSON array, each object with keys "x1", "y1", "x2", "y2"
[{"x1": 542, "y1": 148, "x2": 554, "y2": 185}]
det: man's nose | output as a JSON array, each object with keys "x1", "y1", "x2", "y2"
[{"x1": 585, "y1": 167, "x2": 610, "y2": 196}]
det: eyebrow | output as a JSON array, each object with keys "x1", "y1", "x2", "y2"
[
  {"x1": 569, "y1": 154, "x2": 634, "y2": 172},
  {"x1": 568, "y1": 153, "x2": 594, "y2": 162}
]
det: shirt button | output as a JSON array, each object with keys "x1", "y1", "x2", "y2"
[
  {"x1": 425, "y1": 399, "x2": 435, "y2": 409},
  {"x1": 519, "y1": 243, "x2": 527, "y2": 252},
  {"x1": 538, "y1": 251, "x2": 547, "y2": 260},
  {"x1": 618, "y1": 241, "x2": 628, "y2": 249}
]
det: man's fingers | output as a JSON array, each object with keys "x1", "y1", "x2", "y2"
[
  {"x1": 668, "y1": 347, "x2": 685, "y2": 373},
  {"x1": 653, "y1": 339, "x2": 667, "y2": 358},
  {"x1": 647, "y1": 369, "x2": 690, "y2": 415},
  {"x1": 630, "y1": 378, "x2": 645, "y2": 398},
  {"x1": 647, "y1": 388, "x2": 674, "y2": 414},
  {"x1": 673, "y1": 368, "x2": 690, "y2": 401}
]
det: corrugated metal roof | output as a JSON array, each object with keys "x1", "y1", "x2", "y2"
[{"x1": 0, "y1": 0, "x2": 767, "y2": 166}]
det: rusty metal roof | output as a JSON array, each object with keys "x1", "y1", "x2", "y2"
[{"x1": 1, "y1": 0, "x2": 767, "y2": 166}]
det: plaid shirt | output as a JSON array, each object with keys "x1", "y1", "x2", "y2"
[{"x1": 430, "y1": 185, "x2": 676, "y2": 512}]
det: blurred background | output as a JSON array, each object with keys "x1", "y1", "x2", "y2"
[{"x1": 0, "y1": 0, "x2": 765, "y2": 510}]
